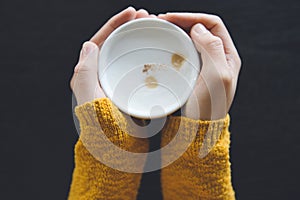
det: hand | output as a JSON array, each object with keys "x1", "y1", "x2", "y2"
[
  {"x1": 70, "y1": 7, "x2": 155, "y2": 105},
  {"x1": 158, "y1": 13, "x2": 242, "y2": 120}
]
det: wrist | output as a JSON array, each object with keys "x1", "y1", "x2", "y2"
[{"x1": 182, "y1": 104, "x2": 227, "y2": 121}]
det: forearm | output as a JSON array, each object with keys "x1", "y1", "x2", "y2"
[{"x1": 68, "y1": 98, "x2": 148, "y2": 200}]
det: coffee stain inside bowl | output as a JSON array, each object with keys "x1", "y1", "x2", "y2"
[
  {"x1": 142, "y1": 63, "x2": 168, "y2": 74},
  {"x1": 143, "y1": 64, "x2": 153, "y2": 73},
  {"x1": 145, "y1": 76, "x2": 158, "y2": 89},
  {"x1": 171, "y1": 53, "x2": 185, "y2": 69}
]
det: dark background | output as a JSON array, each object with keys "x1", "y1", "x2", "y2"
[{"x1": 1, "y1": 0, "x2": 299, "y2": 199}]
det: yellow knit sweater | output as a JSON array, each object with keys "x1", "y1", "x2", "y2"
[{"x1": 68, "y1": 98, "x2": 235, "y2": 200}]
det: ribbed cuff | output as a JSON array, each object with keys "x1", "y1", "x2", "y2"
[
  {"x1": 162, "y1": 115, "x2": 230, "y2": 157},
  {"x1": 74, "y1": 98, "x2": 148, "y2": 154},
  {"x1": 74, "y1": 100, "x2": 99, "y2": 127},
  {"x1": 74, "y1": 98, "x2": 127, "y2": 137}
]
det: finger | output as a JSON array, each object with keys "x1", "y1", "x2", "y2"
[
  {"x1": 90, "y1": 7, "x2": 136, "y2": 46},
  {"x1": 136, "y1": 9, "x2": 149, "y2": 18},
  {"x1": 149, "y1": 14, "x2": 157, "y2": 18},
  {"x1": 159, "y1": 13, "x2": 241, "y2": 69},
  {"x1": 136, "y1": 9, "x2": 157, "y2": 19}
]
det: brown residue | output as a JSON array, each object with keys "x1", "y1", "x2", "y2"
[
  {"x1": 145, "y1": 76, "x2": 158, "y2": 89},
  {"x1": 143, "y1": 64, "x2": 153, "y2": 73},
  {"x1": 171, "y1": 53, "x2": 185, "y2": 69}
]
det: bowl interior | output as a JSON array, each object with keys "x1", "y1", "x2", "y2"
[{"x1": 99, "y1": 18, "x2": 200, "y2": 119}]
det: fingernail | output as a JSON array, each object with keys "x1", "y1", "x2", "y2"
[
  {"x1": 158, "y1": 14, "x2": 166, "y2": 17},
  {"x1": 194, "y1": 24, "x2": 208, "y2": 34}
]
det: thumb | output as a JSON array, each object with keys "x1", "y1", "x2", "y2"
[
  {"x1": 75, "y1": 41, "x2": 99, "y2": 73},
  {"x1": 189, "y1": 24, "x2": 229, "y2": 120},
  {"x1": 190, "y1": 23, "x2": 227, "y2": 68},
  {"x1": 71, "y1": 41, "x2": 104, "y2": 105},
  {"x1": 190, "y1": 23, "x2": 232, "y2": 82}
]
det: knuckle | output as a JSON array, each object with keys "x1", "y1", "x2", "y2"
[
  {"x1": 70, "y1": 63, "x2": 82, "y2": 91},
  {"x1": 210, "y1": 14, "x2": 223, "y2": 24},
  {"x1": 236, "y1": 57, "x2": 242, "y2": 68},
  {"x1": 70, "y1": 77, "x2": 75, "y2": 91},
  {"x1": 75, "y1": 62, "x2": 88, "y2": 72},
  {"x1": 233, "y1": 56, "x2": 242, "y2": 72},
  {"x1": 205, "y1": 37, "x2": 223, "y2": 50},
  {"x1": 108, "y1": 19, "x2": 118, "y2": 30}
]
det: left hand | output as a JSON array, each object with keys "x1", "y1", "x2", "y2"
[{"x1": 70, "y1": 7, "x2": 155, "y2": 105}]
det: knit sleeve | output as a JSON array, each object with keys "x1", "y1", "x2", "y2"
[
  {"x1": 161, "y1": 115, "x2": 235, "y2": 200},
  {"x1": 68, "y1": 98, "x2": 148, "y2": 200}
]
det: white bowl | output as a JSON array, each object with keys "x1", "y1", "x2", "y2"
[{"x1": 98, "y1": 18, "x2": 200, "y2": 119}]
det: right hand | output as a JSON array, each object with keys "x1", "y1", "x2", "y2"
[{"x1": 158, "y1": 13, "x2": 242, "y2": 120}]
